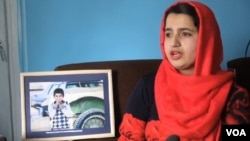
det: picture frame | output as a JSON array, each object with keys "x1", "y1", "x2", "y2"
[{"x1": 20, "y1": 69, "x2": 115, "y2": 141}]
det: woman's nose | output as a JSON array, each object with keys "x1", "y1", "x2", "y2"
[{"x1": 170, "y1": 35, "x2": 181, "y2": 47}]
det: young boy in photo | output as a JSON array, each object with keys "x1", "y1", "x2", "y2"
[{"x1": 48, "y1": 88, "x2": 74, "y2": 130}]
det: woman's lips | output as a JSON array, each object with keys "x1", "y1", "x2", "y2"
[{"x1": 170, "y1": 51, "x2": 182, "y2": 60}]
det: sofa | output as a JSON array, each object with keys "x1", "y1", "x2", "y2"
[
  {"x1": 227, "y1": 57, "x2": 250, "y2": 93},
  {"x1": 54, "y1": 58, "x2": 250, "y2": 141},
  {"x1": 55, "y1": 59, "x2": 162, "y2": 141},
  {"x1": 0, "y1": 135, "x2": 6, "y2": 141}
]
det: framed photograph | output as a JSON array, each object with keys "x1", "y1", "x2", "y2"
[{"x1": 20, "y1": 69, "x2": 115, "y2": 141}]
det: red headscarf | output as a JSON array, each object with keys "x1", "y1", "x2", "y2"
[{"x1": 155, "y1": 1, "x2": 234, "y2": 140}]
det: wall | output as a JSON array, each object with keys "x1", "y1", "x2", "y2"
[{"x1": 20, "y1": 0, "x2": 250, "y2": 72}]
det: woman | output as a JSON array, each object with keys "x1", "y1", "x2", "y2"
[{"x1": 118, "y1": 1, "x2": 250, "y2": 141}]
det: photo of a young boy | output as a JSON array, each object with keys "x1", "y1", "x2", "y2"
[{"x1": 48, "y1": 88, "x2": 74, "y2": 131}]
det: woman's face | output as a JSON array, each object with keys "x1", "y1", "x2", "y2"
[{"x1": 164, "y1": 13, "x2": 198, "y2": 75}]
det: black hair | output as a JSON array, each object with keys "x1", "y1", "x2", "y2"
[
  {"x1": 166, "y1": 3, "x2": 199, "y2": 29},
  {"x1": 53, "y1": 88, "x2": 64, "y2": 97}
]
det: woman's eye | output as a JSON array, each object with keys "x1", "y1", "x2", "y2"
[
  {"x1": 181, "y1": 32, "x2": 192, "y2": 37},
  {"x1": 165, "y1": 32, "x2": 172, "y2": 38}
]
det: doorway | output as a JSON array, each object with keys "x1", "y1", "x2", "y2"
[{"x1": 0, "y1": 0, "x2": 21, "y2": 140}]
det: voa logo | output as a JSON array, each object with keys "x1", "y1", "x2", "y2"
[{"x1": 226, "y1": 129, "x2": 246, "y2": 136}]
